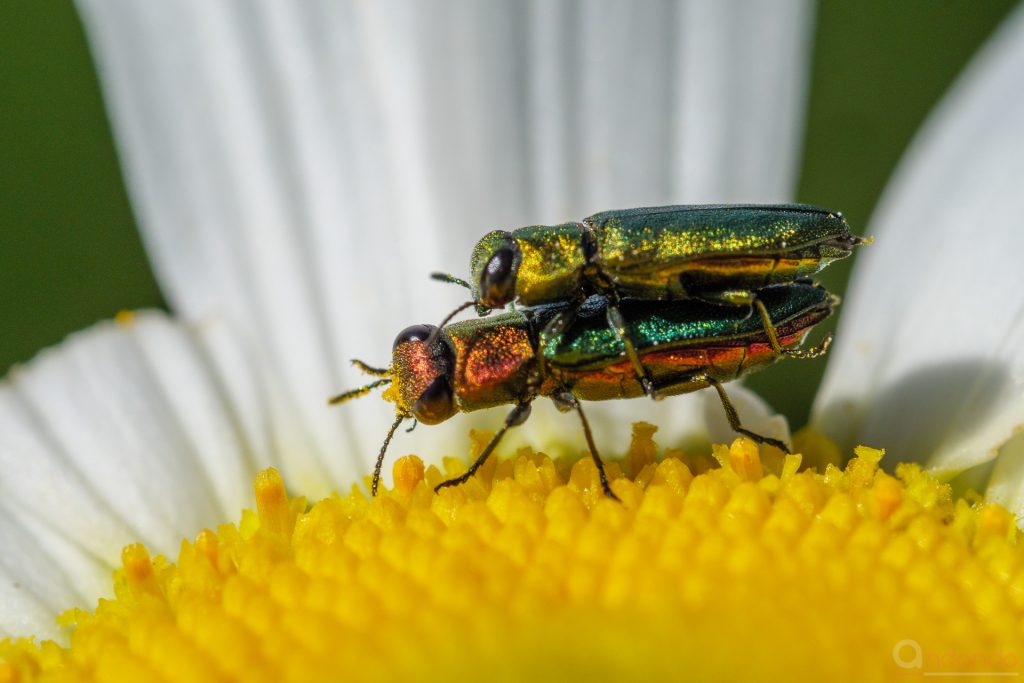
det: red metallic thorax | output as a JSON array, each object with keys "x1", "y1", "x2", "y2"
[{"x1": 445, "y1": 315, "x2": 537, "y2": 412}]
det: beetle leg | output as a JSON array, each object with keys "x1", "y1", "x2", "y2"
[
  {"x1": 605, "y1": 302, "x2": 659, "y2": 400},
  {"x1": 698, "y1": 375, "x2": 791, "y2": 454},
  {"x1": 550, "y1": 392, "x2": 575, "y2": 413},
  {"x1": 701, "y1": 290, "x2": 833, "y2": 360},
  {"x1": 584, "y1": 263, "x2": 657, "y2": 398},
  {"x1": 557, "y1": 393, "x2": 619, "y2": 500},
  {"x1": 435, "y1": 401, "x2": 533, "y2": 493},
  {"x1": 752, "y1": 298, "x2": 833, "y2": 359},
  {"x1": 537, "y1": 307, "x2": 578, "y2": 377}
]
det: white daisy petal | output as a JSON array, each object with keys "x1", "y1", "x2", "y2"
[
  {"x1": 812, "y1": 4, "x2": 1024, "y2": 476},
  {"x1": 0, "y1": 386, "x2": 126, "y2": 606},
  {"x1": 0, "y1": 312, "x2": 257, "y2": 582},
  {"x1": 75, "y1": 1, "x2": 814, "y2": 485},
  {"x1": 674, "y1": 1, "x2": 814, "y2": 202},
  {"x1": 0, "y1": 510, "x2": 84, "y2": 639},
  {"x1": 986, "y1": 432, "x2": 1024, "y2": 523}
]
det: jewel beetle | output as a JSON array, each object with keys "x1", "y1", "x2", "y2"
[
  {"x1": 330, "y1": 280, "x2": 836, "y2": 499},
  {"x1": 433, "y1": 204, "x2": 864, "y2": 395}
]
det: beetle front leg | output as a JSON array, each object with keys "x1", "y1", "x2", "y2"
[
  {"x1": 434, "y1": 401, "x2": 533, "y2": 493},
  {"x1": 697, "y1": 375, "x2": 792, "y2": 454}
]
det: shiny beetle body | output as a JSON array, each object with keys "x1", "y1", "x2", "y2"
[
  {"x1": 333, "y1": 281, "x2": 835, "y2": 498},
  {"x1": 467, "y1": 204, "x2": 861, "y2": 313},
  {"x1": 435, "y1": 204, "x2": 862, "y2": 397}
]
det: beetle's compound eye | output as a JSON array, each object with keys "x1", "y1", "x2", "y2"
[
  {"x1": 393, "y1": 324, "x2": 436, "y2": 350},
  {"x1": 412, "y1": 374, "x2": 455, "y2": 424},
  {"x1": 480, "y1": 247, "x2": 517, "y2": 308}
]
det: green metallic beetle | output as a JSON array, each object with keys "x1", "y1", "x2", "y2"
[
  {"x1": 433, "y1": 204, "x2": 865, "y2": 395},
  {"x1": 330, "y1": 281, "x2": 836, "y2": 499}
]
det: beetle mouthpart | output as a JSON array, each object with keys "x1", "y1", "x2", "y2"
[{"x1": 819, "y1": 234, "x2": 868, "y2": 258}]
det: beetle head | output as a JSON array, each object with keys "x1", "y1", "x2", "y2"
[
  {"x1": 469, "y1": 230, "x2": 521, "y2": 314},
  {"x1": 795, "y1": 211, "x2": 870, "y2": 261},
  {"x1": 385, "y1": 324, "x2": 457, "y2": 424}
]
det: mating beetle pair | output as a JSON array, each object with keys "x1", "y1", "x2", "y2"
[{"x1": 332, "y1": 204, "x2": 864, "y2": 498}]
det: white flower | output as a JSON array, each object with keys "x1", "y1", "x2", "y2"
[{"x1": 2, "y1": 1, "x2": 1023, "y2": 641}]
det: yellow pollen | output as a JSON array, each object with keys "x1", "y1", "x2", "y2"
[{"x1": 2, "y1": 425, "x2": 1024, "y2": 682}]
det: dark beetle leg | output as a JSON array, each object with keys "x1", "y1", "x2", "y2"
[
  {"x1": 605, "y1": 302, "x2": 658, "y2": 400},
  {"x1": 557, "y1": 393, "x2": 619, "y2": 500},
  {"x1": 698, "y1": 375, "x2": 791, "y2": 454},
  {"x1": 435, "y1": 402, "x2": 533, "y2": 493}
]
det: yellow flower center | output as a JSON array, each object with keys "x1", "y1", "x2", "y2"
[{"x1": 2, "y1": 425, "x2": 1023, "y2": 681}]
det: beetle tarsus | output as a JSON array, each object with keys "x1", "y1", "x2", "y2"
[{"x1": 785, "y1": 332, "x2": 833, "y2": 360}]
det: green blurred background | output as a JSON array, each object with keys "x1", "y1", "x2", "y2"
[{"x1": 0, "y1": 0, "x2": 1019, "y2": 427}]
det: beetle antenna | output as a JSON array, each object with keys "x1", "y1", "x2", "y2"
[
  {"x1": 372, "y1": 414, "x2": 406, "y2": 495},
  {"x1": 351, "y1": 358, "x2": 389, "y2": 377},
  {"x1": 327, "y1": 378, "x2": 391, "y2": 405},
  {"x1": 426, "y1": 300, "x2": 476, "y2": 347},
  {"x1": 436, "y1": 300, "x2": 476, "y2": 331},
  {"x1": 431, "y1": 272, "x2": 472, "y2": 291}
]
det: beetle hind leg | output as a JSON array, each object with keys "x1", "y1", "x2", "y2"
[{"x1": 697, "y1": 375, "x2": 791, "y2": 453}]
